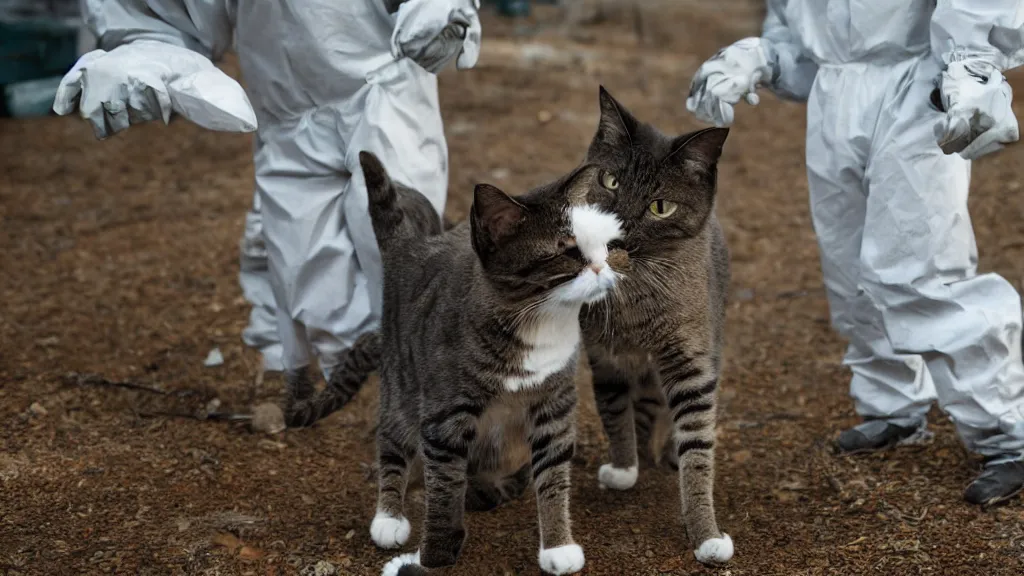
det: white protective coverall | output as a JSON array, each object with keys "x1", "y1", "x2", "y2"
[
  {"x1": 55, "y1": 0, "x2": 481, "y2": 376},
  {"x1": 688, "y1": 0, "x2": 1024, "y2": 460}
]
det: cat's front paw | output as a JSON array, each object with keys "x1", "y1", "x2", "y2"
[
  {"x1": 539, "y1": 543, "x2": 585, "y2": 575},
  {"x1": 694, "y1": 533, "x2": 733, "y2": 565},
  {"x1": 381, "y1": 550, "x2": 422, "y2": 576},
  {"x1": 597, "y1": 464, "x2": 638, "y2": 490},
  {"x1": 371, "y1": 512, "x2": 411, "y2": 549}
]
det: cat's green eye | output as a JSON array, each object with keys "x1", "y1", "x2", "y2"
[
  {"x1": 601, "y1": 172, "x2": 619, "y2": 190},
  {"x1": 649, "y1": 199, "x2": 677, "y2": 218}
]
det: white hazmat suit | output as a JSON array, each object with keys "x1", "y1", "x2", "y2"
[
  {"x1": 687, "y1": 1, "x2": 1024, "y2": 477},
  {"x1": 55, "y1": 0, "x2": 481, "y2": 377}
]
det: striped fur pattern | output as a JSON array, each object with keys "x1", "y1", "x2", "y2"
[
  {"x1": 281, "y1": 178, "x2": 446, "y2": 428},
  {"x1": 359, "y1": 151, "x2": 625, "y2": 575},
  {"x1": 580, "y1": 88, "x2": 734, "y2": 564},
  {"x1": 283, "y1": 331, "x2": 382, "y2": 427}
]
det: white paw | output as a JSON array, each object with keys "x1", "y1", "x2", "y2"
[
  {"x1": 694, "y1": 533, "x2": 734, "y2": 565},
  {"x1": 597, "y1": 464, "x2": 638, "y2": 490},
  {"x1": 371, "y1": 512, "x2": 411, "y2": 549},
  {"x1": 381, "y1": 550, "x2": 420, "y2": 576},
  {"x1": 539, "y1": 544, "x2": 585, "y2": 575}
]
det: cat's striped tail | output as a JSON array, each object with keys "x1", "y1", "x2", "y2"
[
  {"x1": 283, "y1": 331, "x2": 381, "y2": 428},
  {"x1": 360, "y1": 151, "x2": 406, "y2": 252}
]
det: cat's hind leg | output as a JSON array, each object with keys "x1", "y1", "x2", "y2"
[
  {"x1": 465, "y1": 416, "x2": 532, "y2": 512},
  {"x1": 588, "y1": 350, "x2": 639, "y2": 491},
  {"x1": 465, "y1": 462, "x2": 531, "y2": 512},
  {"x1": 631, "y1": 363, "x2": 675, "y2": 470}
]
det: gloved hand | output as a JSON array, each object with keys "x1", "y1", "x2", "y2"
[
  {"x1": 934, "y1": 59, "x2": 1019, "y2": 160},
  {"x1": 392, "y1": 0, "x2": 482, "y2": 74},
  {"x1": 686, "y1": 37, "x2": 774, "y2": 127},
  {"x1": 53, "y1": 40, "x2": 257, "y2": 140}
]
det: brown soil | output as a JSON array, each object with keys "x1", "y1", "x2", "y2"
[{"x1": 2, "y1": 3, "x2": 1023, "y2": 575}]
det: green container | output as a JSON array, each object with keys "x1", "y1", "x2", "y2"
[
  {"x1": 3, "y1": 74, "x2": 63, "y2": 117},
  {"x1": 495, "y1": 0, "x2": 530, "y2": 17},
  {"x1": 0, "y1": 19, "x2": 79, "y2": 86}
]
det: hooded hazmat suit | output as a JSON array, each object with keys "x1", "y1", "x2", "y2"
[
  {"x1": 54, "y1": 0, "x2": 481, "y2": 377},
  {"x1": 687, "y1": 0, "x2": 1024, "y2": 467}
]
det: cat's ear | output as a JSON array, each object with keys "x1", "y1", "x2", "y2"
[
  {"x1": 667, "y1": 127, "x2": 730, "y2": 171},
  {"x1": 591, "y1": 86, "x2": 639, "y2": 152},
  {"x1": 359, "y1": 151, "x2": 395, "y2": 206},
  {"x1": 471, "y1": 184, "x2": 526, "y2": 256},
  {"x1": 663, "y1": 128, "x2": 729, "y2": 234}
]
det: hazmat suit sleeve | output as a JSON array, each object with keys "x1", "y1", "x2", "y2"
[
  {"x1": 931, "y1": 1, "x2": 1023, "y2": 159},
  {"x1": 84, "y1": 0, "x2": 233, "y2": 58},
  {"x1": 931, "y1": 0, "x2": 1024, "y2": 71},
  {"x1": 53, "y1": 0, "x2": 255, "y2": 139},
  {"x1": 686, "y1": 0, "x2": 816, "y2": 126},
  {"x1": 759, "y1": 0, "x2": 818, "y2": 102},
  {"x1": 390, "y1": 0, "x2": 482, "y2": 73}
]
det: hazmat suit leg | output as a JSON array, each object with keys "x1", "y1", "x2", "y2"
[
  {"x1": 251, "y1": 58, "x2": 447, "y2": 380},
  {"x1": 806, "y1": 61, "x2": 935, "y2": 431},
  {"x1": 239, "y1": 187, "x2": 284, "y2": 372},
  {"x1": 861, "y1": 57, "x2": 1024, "y2": 460},
  {"x1": 254, "y1": 121, "x2": 375, "y2": 377}
]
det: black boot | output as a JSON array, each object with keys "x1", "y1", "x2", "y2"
[
  {"x1": 964, "y1": 459, "x2": 1024, "y2": 506},
  {"x1": 835, "y1": 418, "x2": 928, "y2": 454}
]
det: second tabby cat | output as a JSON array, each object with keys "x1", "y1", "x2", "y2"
[{"x1": 581, "y1": 87, "x2": 734, "y2": 564}]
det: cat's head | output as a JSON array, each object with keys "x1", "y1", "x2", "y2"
[
  {"x1": 359, "y1": 151, "x2": 444, "y2": 242},
  {"x1": 586, "y1": 87, "x2": 729, "y2": 254},
  {"x1": 470, "y1": 164, "x2": 625, "y2": 307}
]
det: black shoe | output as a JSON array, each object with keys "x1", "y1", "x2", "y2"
[
  {"x1": 964, "y1": 459, "x2": 1024, "y2": 506},
  {"x1": 835, "y1": 419, "x2": 926, "y2": 454}
]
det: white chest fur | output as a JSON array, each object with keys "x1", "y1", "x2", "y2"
[{"x1": 503, "y1": 304, "x2": 582, "y2": 393}]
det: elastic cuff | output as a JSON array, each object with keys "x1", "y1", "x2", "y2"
[
  {"x1": 758, "y1": 39, "x2": 783, "y2": 86},
  {"x1": 985, "y1": 453, "x2": 1024, "y2": 466}
]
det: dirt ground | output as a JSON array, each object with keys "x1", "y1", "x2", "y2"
[{"x1": 3, "y1": 3, "x2": 1024, "y2": 575}]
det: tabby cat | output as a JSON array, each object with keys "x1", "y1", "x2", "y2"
[
  {"x1": 358, "y1": 151, "x2": 625, "y2": 576},
  {"x1": 579, "y1": 87, "x2": 734, "y2": 564}
]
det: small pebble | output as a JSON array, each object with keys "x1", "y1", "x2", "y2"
[
  {"x1": 251, "y1": 403, "x2": 286, "y2": 435},
  {"x1": 537, "y1": 110, "x2": 553, "y2": 123},
  {"x1": 28, "y1": 402, "x2": 47, "y2": 417}
]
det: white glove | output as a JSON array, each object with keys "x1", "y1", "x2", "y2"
[
  {"x1": 53, "y1": 40, "x2": 257, "y2": 140},
  {"x1": 934, "y1": 59, "x2": 1019, "y2": 160},
  {"x1": 392, "y1": 0, "x2": 482, "y2": 74},
  {"x1": 686, "y1": 37, "x2": 773, "y2": 127}
]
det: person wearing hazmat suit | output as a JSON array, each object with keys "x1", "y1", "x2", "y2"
[
  {"x1": 687, "y1": 0, "x2": 1024, "y2": 506},
  {"x1": 53, "y1": 0, "x2": 481, "y2": 413}
]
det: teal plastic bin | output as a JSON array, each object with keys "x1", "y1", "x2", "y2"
[
  {"x1": 488, "y1": 0, "x2": 530, "y2": 17},
  {"x1": 4, "y1": 75, "x2": 64, "y2": 117},
  {"x1": 0, "y1": 19, "x2": 80, "y2": 116},
  {"x1": 0, "y1": 19, "x2": 79, "y2": 85}
]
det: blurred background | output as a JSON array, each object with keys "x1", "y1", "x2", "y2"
[{"x1": 1, "y1": 1, "x2": 1022, "y2": 575}]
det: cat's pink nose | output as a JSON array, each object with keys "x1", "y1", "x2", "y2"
[{"x1": 589, "y1": 263, "x2": 605, "y2": 274}]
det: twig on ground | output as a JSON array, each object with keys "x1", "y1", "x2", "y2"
[
  {"x1": 207, "y1": 412, "x2": 254, "y2": 422},
  {"x1": 65, "y1": 372, "x2": 202, "y2": 399},
  {"x1": 137, "y1": 410, "x2": 252, "y2": 422}
]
